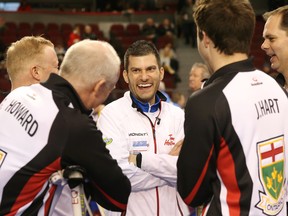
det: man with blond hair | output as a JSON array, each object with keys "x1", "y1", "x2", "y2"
[
  {"x1": 5, "y1": 35, "x2": 73, "y2": 215},
  {"x1": 6, "y1": 36, "x2": 59, "y2": 90}
]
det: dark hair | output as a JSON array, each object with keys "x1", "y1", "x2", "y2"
[
  {"x1": 263, "y1": 5, "x2": 288, "y2": 34},
  {"x1": 194, "y1": 0, "x2": 255, "y2": 55},
  {"x1": 123, "y1": 40, "x2": 161, "y2": 71}
]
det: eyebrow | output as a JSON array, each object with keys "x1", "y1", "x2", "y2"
[
  {"x1": 263, "y1": 33, "x2": 275, "y2": 39},
  {"x1": 130, "y1": 65, "x2": 157, "y2": 70}
]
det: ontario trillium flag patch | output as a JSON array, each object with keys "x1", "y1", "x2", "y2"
[{"x1": 256, "y1": 136, "x2": 285, "y2": 215}]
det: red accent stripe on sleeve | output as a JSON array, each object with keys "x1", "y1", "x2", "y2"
[
  {"x1": 217, "y1": 137, "x2": 240, "y2": 216},
  {"x1": 92, "y1": 182, "x2": 127, "y2": 210},
  {"x1": 184, "y1": 145, "x2": 214, "y2": 204}
]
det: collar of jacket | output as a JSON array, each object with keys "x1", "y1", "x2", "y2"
[
  {"x1": 276, "y1": 73, "x2": 285, "y2": 87},
  {"x1": 130, "y1": 91, "x2": 167, "y2": 113},
  {"x1": 42, "y1": 73, "x2": 92, "y2": 115},
  {"x1": 204, "y1": 58, "x2": 255, "y2": 87}
]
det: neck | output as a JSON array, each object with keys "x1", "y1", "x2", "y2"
[
  {"x1": 282, "y1": 73, "x2": 288, "y2": 88},
  {"x1": 11, "y1": 78, "x2": 38, "y2": 91},
  {"x1": 210, "y1": 52, "x2": 248, "y2": 73},
  {"x1": 283, "y1": 81, "x2": 288, "y2": 91}
]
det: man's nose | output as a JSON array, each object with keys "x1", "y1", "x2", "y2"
[
  {"x1": 140, "y1": 70, "x2": 149, "y2": 80},
  {"x1": 261, "y1": 39, "x2": 268, "y2": 51}
]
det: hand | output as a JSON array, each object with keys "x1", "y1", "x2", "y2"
[
  {"x1": 169, "y1": 139, "x2": 183, "y2": 156},
  {"x1": 129, "y1": 154, "x2": 137, "y2": 166}
]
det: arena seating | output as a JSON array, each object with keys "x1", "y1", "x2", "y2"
[{"x1": 0, "y1": 14, "x2": 272, "y2": 103}]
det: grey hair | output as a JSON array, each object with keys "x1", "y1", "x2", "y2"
[
  {"x1": 190, "y1": 62, "x2": 211, "y2": 79},
  {"x1": 60, "y1": 39, "x2": 120, "y2": 89}
]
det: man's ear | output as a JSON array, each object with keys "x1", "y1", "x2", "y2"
[
  {"x1": 92, "y1": 79, "x2": 106, "y2": 97},
  {"x1": 123, "y1": 70, "x2": 129, "y2": 84},
  {"x1": 31, "y1": 66, "x2": 41, "y2": 81},
  {"x1": 160, "y1": 67, "x2": 164, "y2": 81},
  {"x1": 202, "y1": 31, "x2": 211, "y2": 48}
]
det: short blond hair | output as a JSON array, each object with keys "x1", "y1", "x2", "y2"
[{"x1": 6, "y1": 36, "x2": 54, "y2": 81}]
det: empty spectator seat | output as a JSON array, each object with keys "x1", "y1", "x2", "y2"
[
  {"x1": 18, "y1": 22, "x2": 32, "y2": 39},
  {"x1": 156, "y1": 35, "x2": 174, "y2": 49},
  {"x1": 89, "y1": 23, "x2": 100, "y2": 34},
  {"x1": 32, "y1": 22, "x2": 46, "y2": 36},
  {"x1": 109, "y1": 24, "x2": 125, "y2": 39},
  {"x1": 126, "y1": 23, "x2": 141, "y2": 37}
]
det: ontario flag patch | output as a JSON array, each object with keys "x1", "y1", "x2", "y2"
[{"x1": 256, "y1": 136, "x2": 286, "y2": 215}]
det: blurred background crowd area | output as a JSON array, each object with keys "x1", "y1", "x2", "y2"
[
  {"x1": 0, "y1": 0, "x2": 287, "y2": 104},
  {"x1": 7, "y1": 0, "x2": 181, "y2": 13}
]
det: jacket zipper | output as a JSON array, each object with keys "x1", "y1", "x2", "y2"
[{"x1": 140, "y1": 108, "x2": 161, "y2": 216}]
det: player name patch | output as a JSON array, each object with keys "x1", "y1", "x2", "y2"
[{"x1": 4, "y1": 99, "x2": 38, "y2": 137}]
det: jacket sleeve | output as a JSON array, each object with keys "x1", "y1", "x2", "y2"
[
  {"x1": 140, "y1": 153, "x2": 178, "y2": 187},
  {"x1": 97, "y1": 108, "x2": 168, "y2": 192},
  {"x1": 61, "y1": 110, "x2": 131, "y2": 212},
  {"x1": 139, "y1": 106, "x2": 185, "y2": 187},
  {"x1": 177, "y1": 96, "x2": 216, "y2": 207}
]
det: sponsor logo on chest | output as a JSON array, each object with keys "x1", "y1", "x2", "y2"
[{"x1": 129, "y1": 132, "x2": 149, "y2": 153}]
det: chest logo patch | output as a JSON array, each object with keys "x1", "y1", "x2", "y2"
[
  {"x1": 256, "y1": 136, "x2": 285, "y2": 215},
  {"x1": 103, "y1": 137, "x2": 113, "y2": 146},
  {"x1": 164, "y1": 134, "x2": 175, "y2": 146}
]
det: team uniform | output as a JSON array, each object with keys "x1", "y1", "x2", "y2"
[
  {"x1": 177, "y1": 59, "x2": 288, "y2": 215},
  {"x1": 97, "y1": 91, "x2": 190, "y2": 216},
  {"x1": 0, "y1": 74, "x2": 131, "y2": 215}
]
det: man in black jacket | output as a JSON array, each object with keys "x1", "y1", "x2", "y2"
[{"x1": 177, "y1": 1, "x2": 288, "y2": 215}]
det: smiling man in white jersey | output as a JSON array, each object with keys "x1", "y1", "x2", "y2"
[{"x1": 97, "y1": 40, "x2": 190, "y2": 215}]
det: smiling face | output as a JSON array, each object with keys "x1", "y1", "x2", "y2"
[
  {"x1": 123, "y1": 54, "x2": 164, "y2": 105},
  {"x1": 261, "y1": 14, "x2": 288, "y2": 74}
]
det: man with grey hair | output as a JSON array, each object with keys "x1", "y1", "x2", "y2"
[
  {"x1": 261, "y1": 5, "x2": 288, "y2": 91},
  {"x1": 188, "y1": 62, "x2": 210, "y2": 93},
  {"x1": 0, "y1": 39, "x2": 131, "y2": 215}
]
